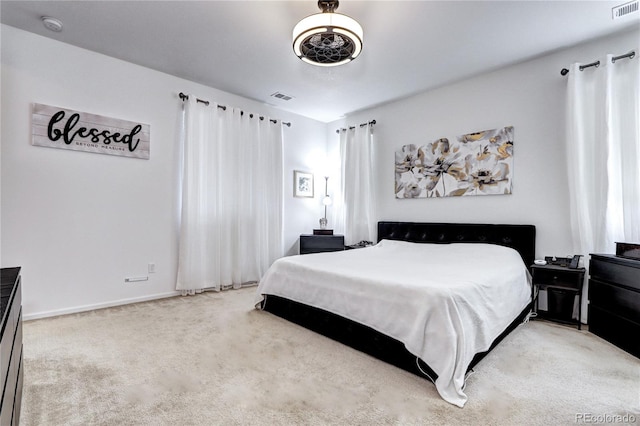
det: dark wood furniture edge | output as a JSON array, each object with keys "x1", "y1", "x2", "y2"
[
  {"x1": 588, "y1": 254, "x2": 640, "y2": 358},
  {"x1": 1, "y1": 267, "x2": 23, "y2": 425},
  {"x1": 591, "y1": 252, "x2": 640, "y2": 267}
]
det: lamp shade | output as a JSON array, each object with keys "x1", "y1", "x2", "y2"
[{"x1": 293, "y1": 7, "x2": 363, "y2": 67}]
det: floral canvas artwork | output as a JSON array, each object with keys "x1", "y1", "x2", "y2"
[{"x1": 395, "y1": 126, "x2": 514, "y2": 198}]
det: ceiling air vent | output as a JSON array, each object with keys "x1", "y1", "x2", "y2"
[
  {"x1": 270, "y1": 92, "x2": 294, "y2": 101},
  {"x1": 612, "y1": 0, "x2": 639, "y2": 19}
]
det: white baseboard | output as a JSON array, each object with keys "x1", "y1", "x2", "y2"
[{"x1": 24, "y1": 291, "x2": 181, "y2": 321}]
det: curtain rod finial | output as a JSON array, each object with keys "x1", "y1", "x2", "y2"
[{"x1": 560, "y1": 68, "x2": 569, "y2": 76}]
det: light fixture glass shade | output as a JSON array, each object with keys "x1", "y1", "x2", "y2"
[
  {"x1": 293, "y1": 12, "x2": 363, "y2": 67},
  {"x1": 322, "y1": 195, "x2": 333, "y2": 206}
]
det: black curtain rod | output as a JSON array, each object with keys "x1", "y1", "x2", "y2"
[
  {"x1": 560, "y1": 50, "x2": 635, "y2": 76},
  {"x1": 336, "y1": 120, "x2": 377, "y2": 134},
  {"x1": 178, "y1": 92, "x2": 291, "y2": 127}
]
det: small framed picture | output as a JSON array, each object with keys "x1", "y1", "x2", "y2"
[{"x1": 293, "y1": 170, "x2": 314, "y2": 198}]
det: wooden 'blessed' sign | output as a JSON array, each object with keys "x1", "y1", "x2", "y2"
[{"x1": 32, "y1": 103, "x2": 150, "y2": 159}]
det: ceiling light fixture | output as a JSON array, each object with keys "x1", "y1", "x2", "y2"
[
  {"x1": 293, "y1": 0, "x2": 363, "y2": 67},
  {"x1": 41, "y1": 16, "x2": 63, "y2": 32}
]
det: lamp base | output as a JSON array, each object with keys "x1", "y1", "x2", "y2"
[
  {"x1": 313, "y1": 229, "x2": 334, "y2": 235},
  {"x1": 319, "y1": 217, "x2": 328, "y2": 229}
]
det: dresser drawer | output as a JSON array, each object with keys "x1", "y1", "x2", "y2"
[
  {"x1": 0, "y1": 284, "x2": 20, "y2": 400},
  {"x1": 0, "y1": 331, "x2": 17, "y2": 425},
  {"x1": 14, "y1": 350, "x2": 23, "y2": 426},
  {"x1": 590, "y1": 256, "x2": 640, "y2": 291},
  {"x1": 589, "y1": 305, "x2": 640, "y2": 358},
  {"x1": 589, "y1": 279, "x2": 640, "y2": 324},
  {"x1": 0, "y1": 388, "x2": 12, "y2": 426},
  {"x1": 0, "y1": 267, "x2": 22, "y2": 424},
  {"x1": 0, "y1": 319, "x2": 13, "y2": 398},
  {"x1": 11, "y1": 280, "x2": 21, "y2": 325},
  {"x1": 10, "y1": 311, "x2": 22, "y2": 382}
]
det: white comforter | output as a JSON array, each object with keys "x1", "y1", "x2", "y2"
[{"x1": 255, "y1": 239, "x2": 532, "y2": 407}]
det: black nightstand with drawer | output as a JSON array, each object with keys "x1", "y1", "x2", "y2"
[
  {"x1": 531, "y1": 264, "x2": 585, "y2": 329},
  {"x1": 299, "y1": 234, "x2": 345, "y2": 255}
]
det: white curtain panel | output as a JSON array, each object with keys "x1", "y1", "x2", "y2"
[
  {"x1": 177, "y1": 97, "x2": 284, "y2": 294},
  {"x1": 566, "y1": 51, "x2": 639, "y2": 321},
  {"x1": 339, "y1": 124, "x2": 376, "y2": 245}
]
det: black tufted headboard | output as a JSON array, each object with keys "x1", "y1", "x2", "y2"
[{"x1": 377, "y1": 221, "x2": 536, "y2": 268}]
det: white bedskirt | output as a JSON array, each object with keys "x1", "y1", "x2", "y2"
[{"x1": 255, "y1": 240, "x2": 532, "y2": 407}]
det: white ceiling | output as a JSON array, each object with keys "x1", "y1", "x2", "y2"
[{"x1": 1, "y1": 1, "x2": 638, "y2": 122}]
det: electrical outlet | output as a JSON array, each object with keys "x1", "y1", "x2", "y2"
[{"x1": 148, "y1": 263, "x2": 156, "y2": 273}]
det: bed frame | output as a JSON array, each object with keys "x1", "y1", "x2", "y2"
[{"x1": 261, "y1": 221, "x2": 536, "y2": 383}]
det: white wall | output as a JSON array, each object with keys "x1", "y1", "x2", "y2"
[
  {"x1": 1, "y1": 25, "x2": 328, "y2": 319},
  {"x1": 330, "y1": 28, "x2": 639, "y2": 260}
]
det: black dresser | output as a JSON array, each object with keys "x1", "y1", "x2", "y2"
[
  {"x1": 1, "y1": 267, "x2": 23, "y2": 425},
  {"x1": 588, "y1": 255, "x2": 639, "y2": 358}
]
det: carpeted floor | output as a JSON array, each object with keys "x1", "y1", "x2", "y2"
[{"x1": 21, "y1": 287, "x2": 640, "y2": 425}]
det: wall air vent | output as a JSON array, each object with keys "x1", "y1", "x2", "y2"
[
  {"x1": 270, "y1": 92, "x2": 294, "y2": 101},
  {"x1": 612, "y1": 0, "x2": 639, "y2": 19}
]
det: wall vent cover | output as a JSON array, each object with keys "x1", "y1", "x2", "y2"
[
  {"x1": 270, "y1": 92, "x2": 294, "y2": 101},
  {"x1": 612, "y1": 0, "x2": 639, "y2": 19}
]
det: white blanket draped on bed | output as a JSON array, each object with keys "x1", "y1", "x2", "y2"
[{"x1": 255, "y1": 240, "x2": 532, "y2": 407}]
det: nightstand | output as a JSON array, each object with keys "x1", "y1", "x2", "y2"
[
  {"x1": 299, "y1": 234, "x2": 345, "y2": 255},
  {"x1": 531, "y1": 264, "x2": 585, "y2": 329}
]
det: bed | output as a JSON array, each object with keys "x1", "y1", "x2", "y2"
[{"x1": 255, "y1": 221, "x2": 536, "y2": 407}]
